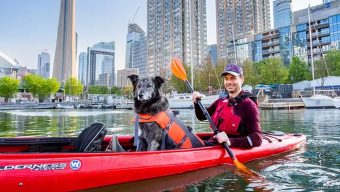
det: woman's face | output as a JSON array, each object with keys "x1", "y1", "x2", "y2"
[{"x1": 223, "y1": 73, "x2": 244, "y2": 94}]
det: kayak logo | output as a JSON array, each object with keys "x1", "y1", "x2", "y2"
[{"x1": 70, "y1": 160, "x2": 82, "y2": 171}]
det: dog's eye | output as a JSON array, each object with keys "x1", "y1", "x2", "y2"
[
  {"x1": 147, "y1": 84, "x2": 152, "y2": 88},
  {"x1": 137, "y1": 84, "x2": 141, "y2": 88}
]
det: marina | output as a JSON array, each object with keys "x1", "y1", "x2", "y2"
[{"x1": 0, "y1": 108, "x2": 339, "y2": 191}]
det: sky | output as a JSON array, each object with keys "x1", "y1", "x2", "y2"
[{"x1": 0, "y1": 0, "x2": 323, "y2": 72}]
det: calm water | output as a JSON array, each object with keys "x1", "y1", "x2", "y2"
[{"x1": 0, "y1": 108, "x2": 339, "y2": 191}]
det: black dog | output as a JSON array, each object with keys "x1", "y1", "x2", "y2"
[
  {"x1": 128, "y1": 75, "x2": 205, "y2": 151},
  {"x1": 128, "y1": 75, "x2": 169, "y2": 151}
]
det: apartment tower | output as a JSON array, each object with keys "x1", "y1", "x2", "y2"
[
  {"x1": 147, "y1": 0, "x2": 207, "y2": 77},
  {"x1": 216, "y1": 0, "x2": 271, "y2": 63}
]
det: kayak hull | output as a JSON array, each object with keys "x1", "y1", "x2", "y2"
[{"x1": 0, "y1": 133, "x2": 306, "y2": 191}]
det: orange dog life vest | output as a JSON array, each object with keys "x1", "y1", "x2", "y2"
[{"x1": 138, "y1": 110, "x2": 204, "y2": 149}]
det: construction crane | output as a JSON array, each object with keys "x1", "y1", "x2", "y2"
[{"x1": 129, "y1": 7, "x2": 140, "y2": 24}]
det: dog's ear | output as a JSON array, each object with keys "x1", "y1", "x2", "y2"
[
  {"x1": 127, "y1": 75, "x2": 139, "y2": 88},
  {"x1": 154, "y1": 76, "x2": 166, "y2": 89}
]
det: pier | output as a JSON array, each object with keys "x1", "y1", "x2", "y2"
[{"x1": 259, "y1": 98, "x2": 305, "y2": 110}]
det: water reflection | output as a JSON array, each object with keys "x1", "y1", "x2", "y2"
[{"x1": 0, "y1": 108, "x2": 339, "y2": 191}]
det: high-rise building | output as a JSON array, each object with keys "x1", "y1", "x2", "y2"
[
  {"x1": 293, "y1": 0, "x2": 340, "y2": 64},
  {"x1": 53, "y1": 0, "x2": 77, "y2": 84},
  {"x1": 87, "y1": 42, "x2": 115, "y2": 86},
  {"x1": 208, "y1": 44, "x2": 218, "y2": 65},
  {"x1": 78, "y1": 52, "x2": 87, "y2": 85},
  {"x1": 273, "y1": 0, "x2": 293, "y2": 29},
  {"x1": 38, "y1": 50, "x2": 50, "y2": 78},
  {"x1": 216, "y1": 0, "x2": 271, "y2": 63},
  {"x1": 125, "y1": 23, "x2": 147, "y2": 77},
  {"x1": 117, "y1": 68, "x2": 139, "y2": 88},
  {"x1": 147, "y1": 0, "x2": 207, "y2": 77}
]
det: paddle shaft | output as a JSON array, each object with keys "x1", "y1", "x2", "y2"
[{"x1": 185, "y1": 80, "x2": 237, "y2": 160}]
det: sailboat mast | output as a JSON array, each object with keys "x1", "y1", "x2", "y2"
[
  {"x1": 188, "y1": 0, "x2": 194, "y2": 88},
  {"x1": 232, "y1": 24, "x2": 238, "y2": 65},
  {"x1": 308, "y1": 5, "x2": 316, "y2": 96}
]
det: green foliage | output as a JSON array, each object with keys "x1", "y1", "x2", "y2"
[
  {"x1": 23, "y1": 74, "x2": 44, "y2": 98},
  {"x1": 255, "y1": 58, "x2": 289, "y2": 84},
  {"x1": 23, "y1": 74, "x2": 60, "y2": 102},
  {"x1": 243, "y1": 60, "x2": 261, "y2": 87},
  {"x1": 288, "y1": 56, "x2": 311, "y2": 83},
  {"x1": 0, "y1": 76, "x2": 19, "y2": 102},
  {"x1": 37, "y1": 78, "x2": 60, "y2": 102},
  {"x1": 64, "y1": 77, "x2": 83, "y2": 96},
  {"x1": 122, "y1": 86, "x2": 133, "y2": 99},
  {"x1": 324, "y1": 50, "x2": 340, "y2": 76},
  {"x1": 314, "y1": 60, "x2": 329, "y2": 79},
  {"x1": 111, "y1": 86, "x2": 122, "y2": 96},
  {"x1": 88, "y1": 85, "x2": 109, "y2": 94},
  {"x1": 194, "y1": 58, "x2": 224, "y2": 92}
]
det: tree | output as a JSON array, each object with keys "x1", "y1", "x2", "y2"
[
  {"x1": 111, "y1": 86, "x2": 122, "y2": 95},
  {"x1": 23, "y1": 74, "x2": 44, "y2": 99},
  {"x1": 88, "y1": 85, "x2": 109, "y2": 94},
  {"x1": 0, "y1": 76, "x2": 19, "y2": 102},
  {"x1": 243, "y1": 60, "x2": 261, "y2": 87},
  {"x1": 23, "y1": 74, "x2": 60, "y2": 102},
  {"x1": 194, "y1": 57, "x2": 224, "y2": 92},
  {"x1": 122, "y1": 86, "x2": 133, "y2": 99},
  {"x1": 324, "y1": 50, "x2": 340, "y2": 76},
  {"x1": 64, "y1": 77, "x2": 83, "y2": 96},
  {"x1": 256, "y1": 58, "x2": 289, "y2": 84},
  {"x1": 288, "y1": 56, "x2": 311, "y2": 83},
  {"x1": 36, "y1": 78, "x2": 60, "y2": 102}
]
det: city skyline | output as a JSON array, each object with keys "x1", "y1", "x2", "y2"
[{"x1": 0, "y1": 0, "x2": 323, "y2": 72}]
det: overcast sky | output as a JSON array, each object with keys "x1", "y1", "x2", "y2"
[{"x1": 0, "y1": 0, "x2": 323, "y2": 71}]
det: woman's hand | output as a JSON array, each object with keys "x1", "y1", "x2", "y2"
[{"x1": 192, "y1": 91, "x2": 203, "y2": 103}]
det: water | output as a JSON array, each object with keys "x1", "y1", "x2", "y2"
[{"x1": 0, "y1": 108, "x2": 339, "y2": 191}]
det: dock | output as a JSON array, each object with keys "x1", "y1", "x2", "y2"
[{"x1": 259, "y1": 98, "x2": 305, "y2": 110}]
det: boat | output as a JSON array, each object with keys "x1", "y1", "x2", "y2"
[
  {"x1": 0, "y1": 131, "x2": 306, "y2": 191},
  {"x1": 54, "y1": 103, "x2": 76, "y2": 109},
  {"x1": 302, "y1": 93, "x2": 334, "y2": 109},
  {"x1": 168, "y1": 93, "x2": 219, "y2": 109},
  {"x1": 333, "y1": 97, "x2": 340, "y2": 109},
  {"x1": 301, "y1": 7, "x2": 335, "y2": 109}
]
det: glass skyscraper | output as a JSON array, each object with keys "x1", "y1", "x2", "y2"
[
  {"x1": 273, "y1": 0, "x2": 293, "y2": 29},
  {"x1": 38, "y1": 50, "x2": 50, "y2": 78},
  {"x1": 125, "y1": 23, "x2": 147, "y2": 77}
]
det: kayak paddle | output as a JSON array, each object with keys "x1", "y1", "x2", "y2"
[{"x1": 170, "y1": 57, "x2": 257, "y2": 176}]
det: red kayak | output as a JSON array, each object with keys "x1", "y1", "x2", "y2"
[{"x1": 0, "y1": 131, "x2": 306, "y2": 191}]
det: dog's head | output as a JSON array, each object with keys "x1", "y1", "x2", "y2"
[{"x1": 127, "y1": 75, "x2": 166, "y2": 103}]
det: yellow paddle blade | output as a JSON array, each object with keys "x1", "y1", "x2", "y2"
[
  {"x1": 233, "y1": 159, "x2": 259, "y2": 176},
  {"x1": 171, "y1": 57, "x2": 187, "y2": 81}
]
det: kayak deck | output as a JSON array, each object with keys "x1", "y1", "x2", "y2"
[{"x1": 0, "y1": 133, "x2": 306, "y2": 191}]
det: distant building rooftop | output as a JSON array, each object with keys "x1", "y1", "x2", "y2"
[{"x1": 0, "y1": 51, "x2": 21, "y2": 69}]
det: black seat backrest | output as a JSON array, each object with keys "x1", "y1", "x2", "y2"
[{"x1": 75, "y1": 122, "x2": 107, "y2": 152}]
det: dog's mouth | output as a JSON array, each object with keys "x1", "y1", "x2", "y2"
[{"x1": 137, "y1": 95, "x2": 151, "y2": 102}]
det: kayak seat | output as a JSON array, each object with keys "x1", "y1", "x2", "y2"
[{"x1": 75, "y1": 122, "x2": 107, "y2": 152}]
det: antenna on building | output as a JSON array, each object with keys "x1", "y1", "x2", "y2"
[{"x1": 129, "y1": 7, "x2": 140, "y2": 24}]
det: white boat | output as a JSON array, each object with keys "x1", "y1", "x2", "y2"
[
  {"x1": 301, "y1": 7, "x2": 335, "y2": 109},
  {"x1": 168, "y1": 93, "x2": 219, "y2": 109},
  {"x1": 55, "y1": 103, "x2": 75, "y2": 109},
  {"x1": 333, "y1": 97, "x2": 340, "y2": 109},
  {"x1": 302, "y1": 94, "x2": 334, "y2": 109}
]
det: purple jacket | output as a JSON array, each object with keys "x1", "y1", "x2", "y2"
[{"x1": 194, "y1": 91, "x2": 262, "y2": 148}]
